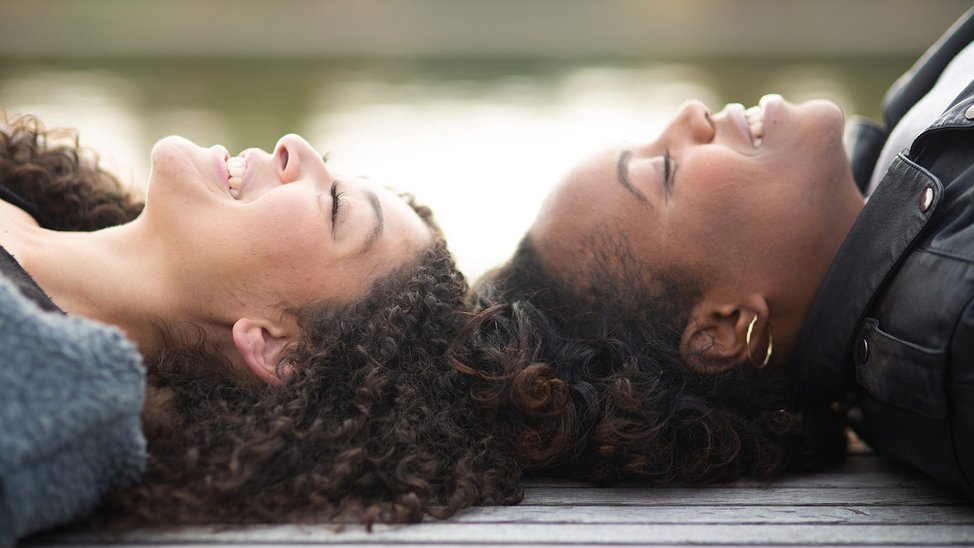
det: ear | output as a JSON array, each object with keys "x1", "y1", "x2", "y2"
[
  {"x1": 679, "y1": 295, "x2": 769, "y2": 375},
  {"x1": 231, "y1": 318, "x2": 290, "y2": 386}
]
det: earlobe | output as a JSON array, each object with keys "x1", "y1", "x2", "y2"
[
  {"x1": 231, "y1": 318, "x2": 289, "y2": 386},
  {"x1": 679, "y1": 296, "x2": 769, "y2": 375}
]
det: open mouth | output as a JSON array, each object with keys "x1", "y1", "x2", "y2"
[
  {"x1": 226, "y1": 155, "x2": 246, "y2": 199},
  {"x1": 745, "y1": 105, "x2": 764, "y2": 147}
]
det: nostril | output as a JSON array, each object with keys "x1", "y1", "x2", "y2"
[{"x1": 279, "y1": 147, "x2": 289, "y2": 171}]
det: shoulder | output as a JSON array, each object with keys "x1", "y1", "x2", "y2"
[{"x1": 0, "y1": 273, "x2": 146, "y2": 543}]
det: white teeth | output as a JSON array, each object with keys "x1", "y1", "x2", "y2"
[
  {"x1": 225, "y1": 156, "x2": 245, "y2": 199},
  {"x1": 744, "y1": 105, "x2": 764, "y2": 147},
  {"x1": 226, "y1": 157, "x2": 246, "y2": 178}
]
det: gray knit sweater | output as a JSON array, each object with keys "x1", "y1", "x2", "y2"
[{"x1": 0, "y1": 272, "x2": 146, "y2": 546}]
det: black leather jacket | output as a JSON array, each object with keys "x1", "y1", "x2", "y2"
[{"x1": 791, "y1": 8, "x2": 974, "y2": 498}]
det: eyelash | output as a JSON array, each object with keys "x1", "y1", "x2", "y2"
[
  {"x1": 330, "y1": 181, "x2": 346, "y2": 228},
  {"x1": 663, "y1": 148, "x2": 674, "y2": 194}
]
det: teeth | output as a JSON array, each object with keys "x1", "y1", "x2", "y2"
[
  {"x1": 225, "y1": 156, "x2": 245, "y2": 199},
  {"x1": 226, "y1": 157, "x2": 246, "y2": 178},
  {"x1": 744, "y1": 105, "x2": 764, "y2": 147}
]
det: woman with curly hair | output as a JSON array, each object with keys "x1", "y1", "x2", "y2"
[
  {"x1": 0, "y1": 112, "x2": 521, "y2": 544},
  {"x1": 453, "y1": 9, "x2": 974, "y2": 497}
]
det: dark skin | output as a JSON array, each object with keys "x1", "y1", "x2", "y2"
[{"x1": 529, "y1": 96, "x2": 865, "y2": 372}]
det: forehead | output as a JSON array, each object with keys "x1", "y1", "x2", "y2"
[
  {"x1": 529, "y1": 144, "x2": 644, "y2": 275},
  {"x1": 370, "y1": 180, "x2": 434, "y2": 252}
]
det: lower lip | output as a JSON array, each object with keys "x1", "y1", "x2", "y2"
[{"x1": 760, "y1": 95, "x2": 782, "y2": 138}]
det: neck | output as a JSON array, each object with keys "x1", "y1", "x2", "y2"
[
  {"x1": 18, "y1": 218, "x2": 173, "y2": 359},
  {"x1": 767, "y1": 188, "x2": 866, "y2": 364}
]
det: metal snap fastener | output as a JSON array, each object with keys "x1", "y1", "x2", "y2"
[
  {"x1": 920, "y1": 186, "x2": 934, "y2": 212},
  {"x1": 857, "y1": 338, "x2": 869, "y2": 363},
  {"x1": 966, "y1": 103, "x2": 974, "y2": 120}
]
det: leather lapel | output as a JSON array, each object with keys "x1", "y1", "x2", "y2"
[{"x1": 789, "y1": 154, "x2": 942, "y2": 399}]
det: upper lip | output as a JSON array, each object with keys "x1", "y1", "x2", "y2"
[{"x1": 214, "y1": 146, "x2": 230, "y2": 189}]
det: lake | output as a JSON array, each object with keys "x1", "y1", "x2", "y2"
[{"x1": 0, "y1": 56, "x2": 913, "y2": 278}]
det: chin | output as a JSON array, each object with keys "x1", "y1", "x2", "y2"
[
  {"x1": 795, "y1": 100, "x2": 847, "y2": 162},
  {"x1": 145, "y1": 136, "x2": 212, "y2": 210},
  {"x1": 149, "y1": 136, "x2": 196, "y2": 182},
  {"x1": 802, "y1": 99, "x2": 846, "y2": 131}
]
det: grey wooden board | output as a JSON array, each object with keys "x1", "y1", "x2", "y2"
[
  {"x1": 30, "y1": 523, "x2": 974, "y2": 545},
  {"x1": 28, "y1": 452, "x2": 974, "y2": 547}
]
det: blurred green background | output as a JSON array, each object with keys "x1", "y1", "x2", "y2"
[{"x1": 1, "y1": 0, "x2": 969, "y2": 277}]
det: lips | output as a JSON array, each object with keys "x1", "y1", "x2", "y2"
[
  {"x1": 724, "y1": 103, "x2": 755, "y2": 147},
  {"x1": 723, "y1": 94, "x2": 782, "y2": 149}
]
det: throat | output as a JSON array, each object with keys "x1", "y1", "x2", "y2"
[{"x1": 14, "y1": 219, "x2": 167, "y2": 359}]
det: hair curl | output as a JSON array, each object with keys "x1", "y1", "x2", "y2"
[
  {"x1": 0, "y1": 111, "x2": 522, "y2": 527},
  {"x1": 0, "y1": 111, "x2": 143, "y2": 229},
  {"x1": 451, "y1": 236, "x2": 847, "y2": 485}
]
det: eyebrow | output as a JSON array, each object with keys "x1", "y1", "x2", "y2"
[
  {"x1": 361, "y1": 189, "x2": 384, "y2": 254},
  {"x1": 616, "y1": 149, "x2": 648, "y2": 204}
]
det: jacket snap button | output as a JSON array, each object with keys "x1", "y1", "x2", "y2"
[
  {"x1": 966, "y1": 103, "x2": 974, "y2": 120},
  {"x1": 920, "y1": 186, "x2": 934, "y2": 212},
  {"x1": 857, "y1": 338, "x2": 869, "y2": 363}
]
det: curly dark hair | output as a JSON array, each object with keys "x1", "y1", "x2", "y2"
[
  {"x1": 451, "y1": 235, "x2": 847, "y2": 485},
  {"x1": 0, "y1": 112, "x2": 144, "y2": 230},
  {"x1": 0, "y1": 111, "x2": 523, "y2": 527}
]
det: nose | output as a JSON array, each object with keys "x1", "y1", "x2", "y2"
[
  {"x1": 273, "y1": 134, "x2": 329, "y2": 184},
  {"x1": 665, "y1": 100, "x2": 715, "y2": 144}
]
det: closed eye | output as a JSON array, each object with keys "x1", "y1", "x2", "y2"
[
  {"x1": 331, "y1": 181, "x2": 347, "y2": 231},
  {"x1": 662, "y1": 148, "x2": 674, "y2": 198}
]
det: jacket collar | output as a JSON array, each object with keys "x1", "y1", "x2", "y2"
[
  {"x1": 788, "y1": 153, "x2": 943, "y2": 399},
  {"x1": 789, "y1": 82, "x2": 974, "y2": 401}
]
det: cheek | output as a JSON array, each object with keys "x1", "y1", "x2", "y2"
[
  {"x1": 240, "y1": 203, "x2": 339, "y2": 303},
  {"x1": 676, "y1": 158, "x2": 755, "y2": 223},
  {"x1": 662, "y1": 160, "x2": 771, "y2": 267},
  {"x1": 249, "y1": 202, "x2": 331, "y2": 265}
]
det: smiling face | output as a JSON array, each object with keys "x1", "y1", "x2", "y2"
[
  {"x1": 141, "y1": 133, "x2": 432, "y2": 329},
  {"x1": 529, "y1": 96, "x2": 865, "y2": 362}
]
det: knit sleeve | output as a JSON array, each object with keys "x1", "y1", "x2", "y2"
[{"x1": 0, "y1": 276, "x2": 146, "y2": 546}]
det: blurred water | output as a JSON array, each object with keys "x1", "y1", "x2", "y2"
[{"x1": 0, "y1": 57, "x2": 911, "y2": 279}]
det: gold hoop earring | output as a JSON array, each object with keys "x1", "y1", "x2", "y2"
[{"x1": 745, "y1": 314, "x2": 774, "y2": 368}]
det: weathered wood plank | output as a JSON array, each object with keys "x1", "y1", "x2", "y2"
[
  {"x1": 524, "y1": 471, "x2": 939, "y2": 490},
  {"x1": 29, "y1": 447, "x2": 972, "y2": 547},
  {"x1": 521, "y1": 486, "x2": 969, "y2": 506},
  {"x1": 37, "y1": 523, "x2": 974, "y2": 545},
  {"x1": 450, "y1": 504, "x2": 974, "y2": 524}
]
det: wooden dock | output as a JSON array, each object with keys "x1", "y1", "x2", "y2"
[{"x1": 30, "y1": 449, "x2": 974, "y2": 547}]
